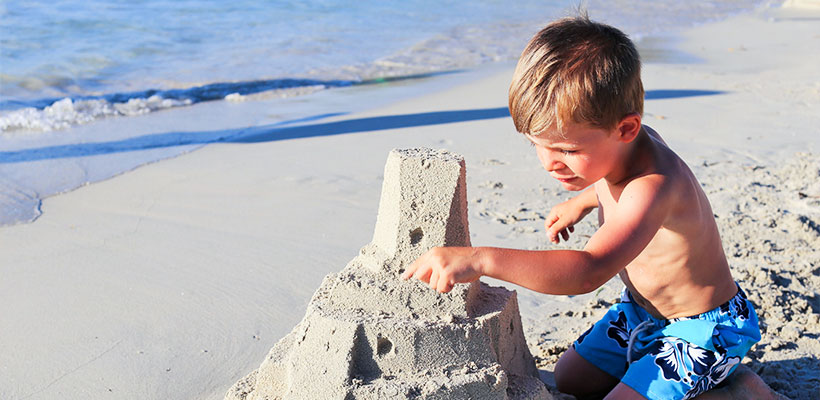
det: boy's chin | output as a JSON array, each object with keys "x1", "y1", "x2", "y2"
[{"x1": 559, "y1": 179, "x2": 589, "y2": 191}]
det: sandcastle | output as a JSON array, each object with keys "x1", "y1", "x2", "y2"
[{"x1": 226, "y1": 148, "x2": 550, "y2": 399}]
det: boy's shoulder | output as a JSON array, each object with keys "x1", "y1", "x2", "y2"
[
  {"x1": 642, "y1": 125, "x2": 667, "y2": 146},
  {"x1": 599, "y1": 127, "x2": 695, "y2": 217},
  {"x1": 631, "y1": 125, "x2": 689, "y2": 185},
  {"x1": 617, "y1": 128, "x2": 710, "y2": 226},
  {"x1": 606, "y1": 126, "x2": 675, "y2": 186}
]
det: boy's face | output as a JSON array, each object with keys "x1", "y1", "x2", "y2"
[{"x1": 526, "y1": 122, "x2": 623, "y2": 191}]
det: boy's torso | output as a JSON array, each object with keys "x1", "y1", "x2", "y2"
[{"x1": 595, "y1": 128, "x2": 737, "y2": 320}]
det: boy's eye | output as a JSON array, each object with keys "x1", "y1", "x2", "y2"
[{"x1": 562, "y1": 149, "x2": 577, "y2": 155}]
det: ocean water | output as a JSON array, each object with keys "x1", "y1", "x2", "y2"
[{"x1": 0, "y1": 0, "x2": 771, "y2": 225}]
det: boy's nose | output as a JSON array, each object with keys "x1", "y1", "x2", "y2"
[
  {"x1": 545, "y1": 160, "x2": 566, "y2": 172},
  {"x1": 537, "y1": 150, "x2": 564, "y2": 172}
]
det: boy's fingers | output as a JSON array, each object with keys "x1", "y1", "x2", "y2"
[
  {"x1": 410, "y1": 262, "x2": 424, "y2": 279},
  {"x1": 549, "y1": 224, "x2": 566, "y2": 242},
  {"x1": 437, "y1": 277, "x2": 453, "y2": 293},
  {"x1": 561, "y1": 229, "x2": 569, "y2": 241},
  {"x1": 429, "y1": 269, "x2": 439, "y2": 289},
  {"x1": 419, "y1": 265, "x2": 436, "y2": 284},
  {"x1": 401, "y1": 261, "x2": 417, "y2": 279},
  {"x1": 412, "y1": 264, "x2": 427, "y2": 281},
  {"x1": 569, "y1": 225, "x2": 575, "y2": 233}
]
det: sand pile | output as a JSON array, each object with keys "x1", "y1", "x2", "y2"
[
  {"x1": 697, "y1": 153, "x2": 820, "y2": 399},
  {"x1": 226, "y1": 148, "x2": 549, "y2": 400}
]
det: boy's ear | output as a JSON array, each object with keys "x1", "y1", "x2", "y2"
[{"x1": 616, "y1": 113, "x2": 642, "y2": 143}]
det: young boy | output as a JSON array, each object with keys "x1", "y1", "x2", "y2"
[{"x1": 401, "y1": 16, "x2": 769, "y2": 399}]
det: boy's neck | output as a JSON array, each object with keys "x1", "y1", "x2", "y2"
[{"x1": 603, "y1": 127, "x2": 651, "y2": 188}]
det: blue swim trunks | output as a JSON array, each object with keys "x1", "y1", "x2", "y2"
[{"x1": 573, "y1": 284, "x2": 760, "y2": 399}]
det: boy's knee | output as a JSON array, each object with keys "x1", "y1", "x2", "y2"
[
  {"x1": 552, "y1": 349, "x2": 586, "y2": 395},
  {"x1": 552, "y1": 359, "x2": 572, "y2": 393},
  {"x1": 553, "y1": 347, "x2": 619, "y2": 397},
  {"x1": 554, "y1": 373, "x2": 604, "y2": 399},
  {"x1": 553, "y1": 370, "x2": 580, "y2": 396}
]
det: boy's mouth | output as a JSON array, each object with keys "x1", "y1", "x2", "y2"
[{"x1": 553, "y1": 175, "x2": 577, "y2": 183}]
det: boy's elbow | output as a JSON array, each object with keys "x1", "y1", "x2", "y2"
[
  {"x1": 576, "y1": 279, "x2": 600, "y2": 295},
  {"x1": 574, "y1": 252, "x2": 615, "y2": 294},
  {"x1": 528, "y1": 250, "x2": 616, "y2": 295},
  {"x1": 550, "y1": 277, "x2": 598, "y2": 296},
  {"x1": 570, "y1": 274, "x2": 601, "y2": 295}
]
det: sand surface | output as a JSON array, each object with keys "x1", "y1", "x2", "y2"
[{"x1": 1, "y1": 4, "x2": 818, "y2": 400}]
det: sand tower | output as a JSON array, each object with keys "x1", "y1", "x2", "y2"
[{"x1": 226, "y1": 148, "x2": 550, "y2": 400}]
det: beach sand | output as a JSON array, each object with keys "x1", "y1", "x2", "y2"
[{"x1": 1, "y1": 4, "x2": 818, "y2": 400}]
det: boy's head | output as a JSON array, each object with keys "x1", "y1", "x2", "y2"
[{"x1": 509, "y1": 15, "x2": 644, "y2": 137}]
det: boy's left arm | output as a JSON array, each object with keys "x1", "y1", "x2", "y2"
[{"x1": 402, "y1": 175, "x2": 671, "y2": 295}]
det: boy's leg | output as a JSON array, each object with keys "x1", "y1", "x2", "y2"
[
  {"x1": 561, "y1": 290, "x2": 647, "y2": 398},
  {"x1": 603, "y1": 383, "x2": 646, "y2": 399},
  {"x1": 554, "y1": 347, "x2": 620, "y2": 399},
  {"x1": 599, "y1": 365, "x2": 786, "y2": 400},
  {"x1": 689, "y1": 365, "x2": 787, "y2": 400}
]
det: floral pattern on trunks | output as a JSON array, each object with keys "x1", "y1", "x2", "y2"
[
  {"x1": 718, "y1": 287, "x2": 751, "y2": 321},
  {"x1": 684, "y1": 355, "x2": 740, "y2": 399},
  {"x1": 606, "y1": 311, "x2": 631, "y2": 348},
  {"x1": 647, "y1": 337, "x2": 740, "y2": 399}
]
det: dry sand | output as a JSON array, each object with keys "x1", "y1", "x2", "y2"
[{"x1": 1, "y1": 3, "x2": 818, "y2": 400}]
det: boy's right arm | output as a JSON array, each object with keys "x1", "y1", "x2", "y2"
[
  {"x1": 404, "y1": 174, "x2": 671, "y2": 295},
  {"x1": 546, "y1": 186, "x2": 598, "y2": 243}
]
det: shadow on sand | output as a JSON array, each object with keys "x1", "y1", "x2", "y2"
[
  {"x1": 0, "y1": 107, "x2": 510, "y2": 163},
  {"x1": 0, "y1": 88, "x2": 725, "y2": 163}
]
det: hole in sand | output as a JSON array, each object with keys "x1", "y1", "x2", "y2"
[
  {"x1": 377, "y1": 336, "x2": 393, "y2": 356},
  {"x1": 410, "y1": 228, "x2": 423, "y2": 245}
]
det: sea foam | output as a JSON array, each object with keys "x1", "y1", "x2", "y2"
[{"x1": 0, "y1": 96, "x2": 192, "y2": 133}]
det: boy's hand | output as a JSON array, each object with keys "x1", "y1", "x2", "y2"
[
  {"x1": 400, "y1": 247, "x2": 483, "y2": 293},
  {"x1": 546, "y1": 197, "x2": 593, "y2": 243}
]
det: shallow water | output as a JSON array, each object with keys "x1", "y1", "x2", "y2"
[{"x1": 0, "y1": 0, "x2": 769, "y2": 129}]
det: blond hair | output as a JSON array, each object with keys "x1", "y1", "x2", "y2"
[{"x1": 509, "y1": 16, "x2": 644, "y2": 135}]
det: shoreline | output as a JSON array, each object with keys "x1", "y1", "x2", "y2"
[
  {"x1": 2, "y1": 4, "x2": 819, "y2": 399},
  {"x1": 0, "y1": 64, "x2": 501, "y2": 227}
]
